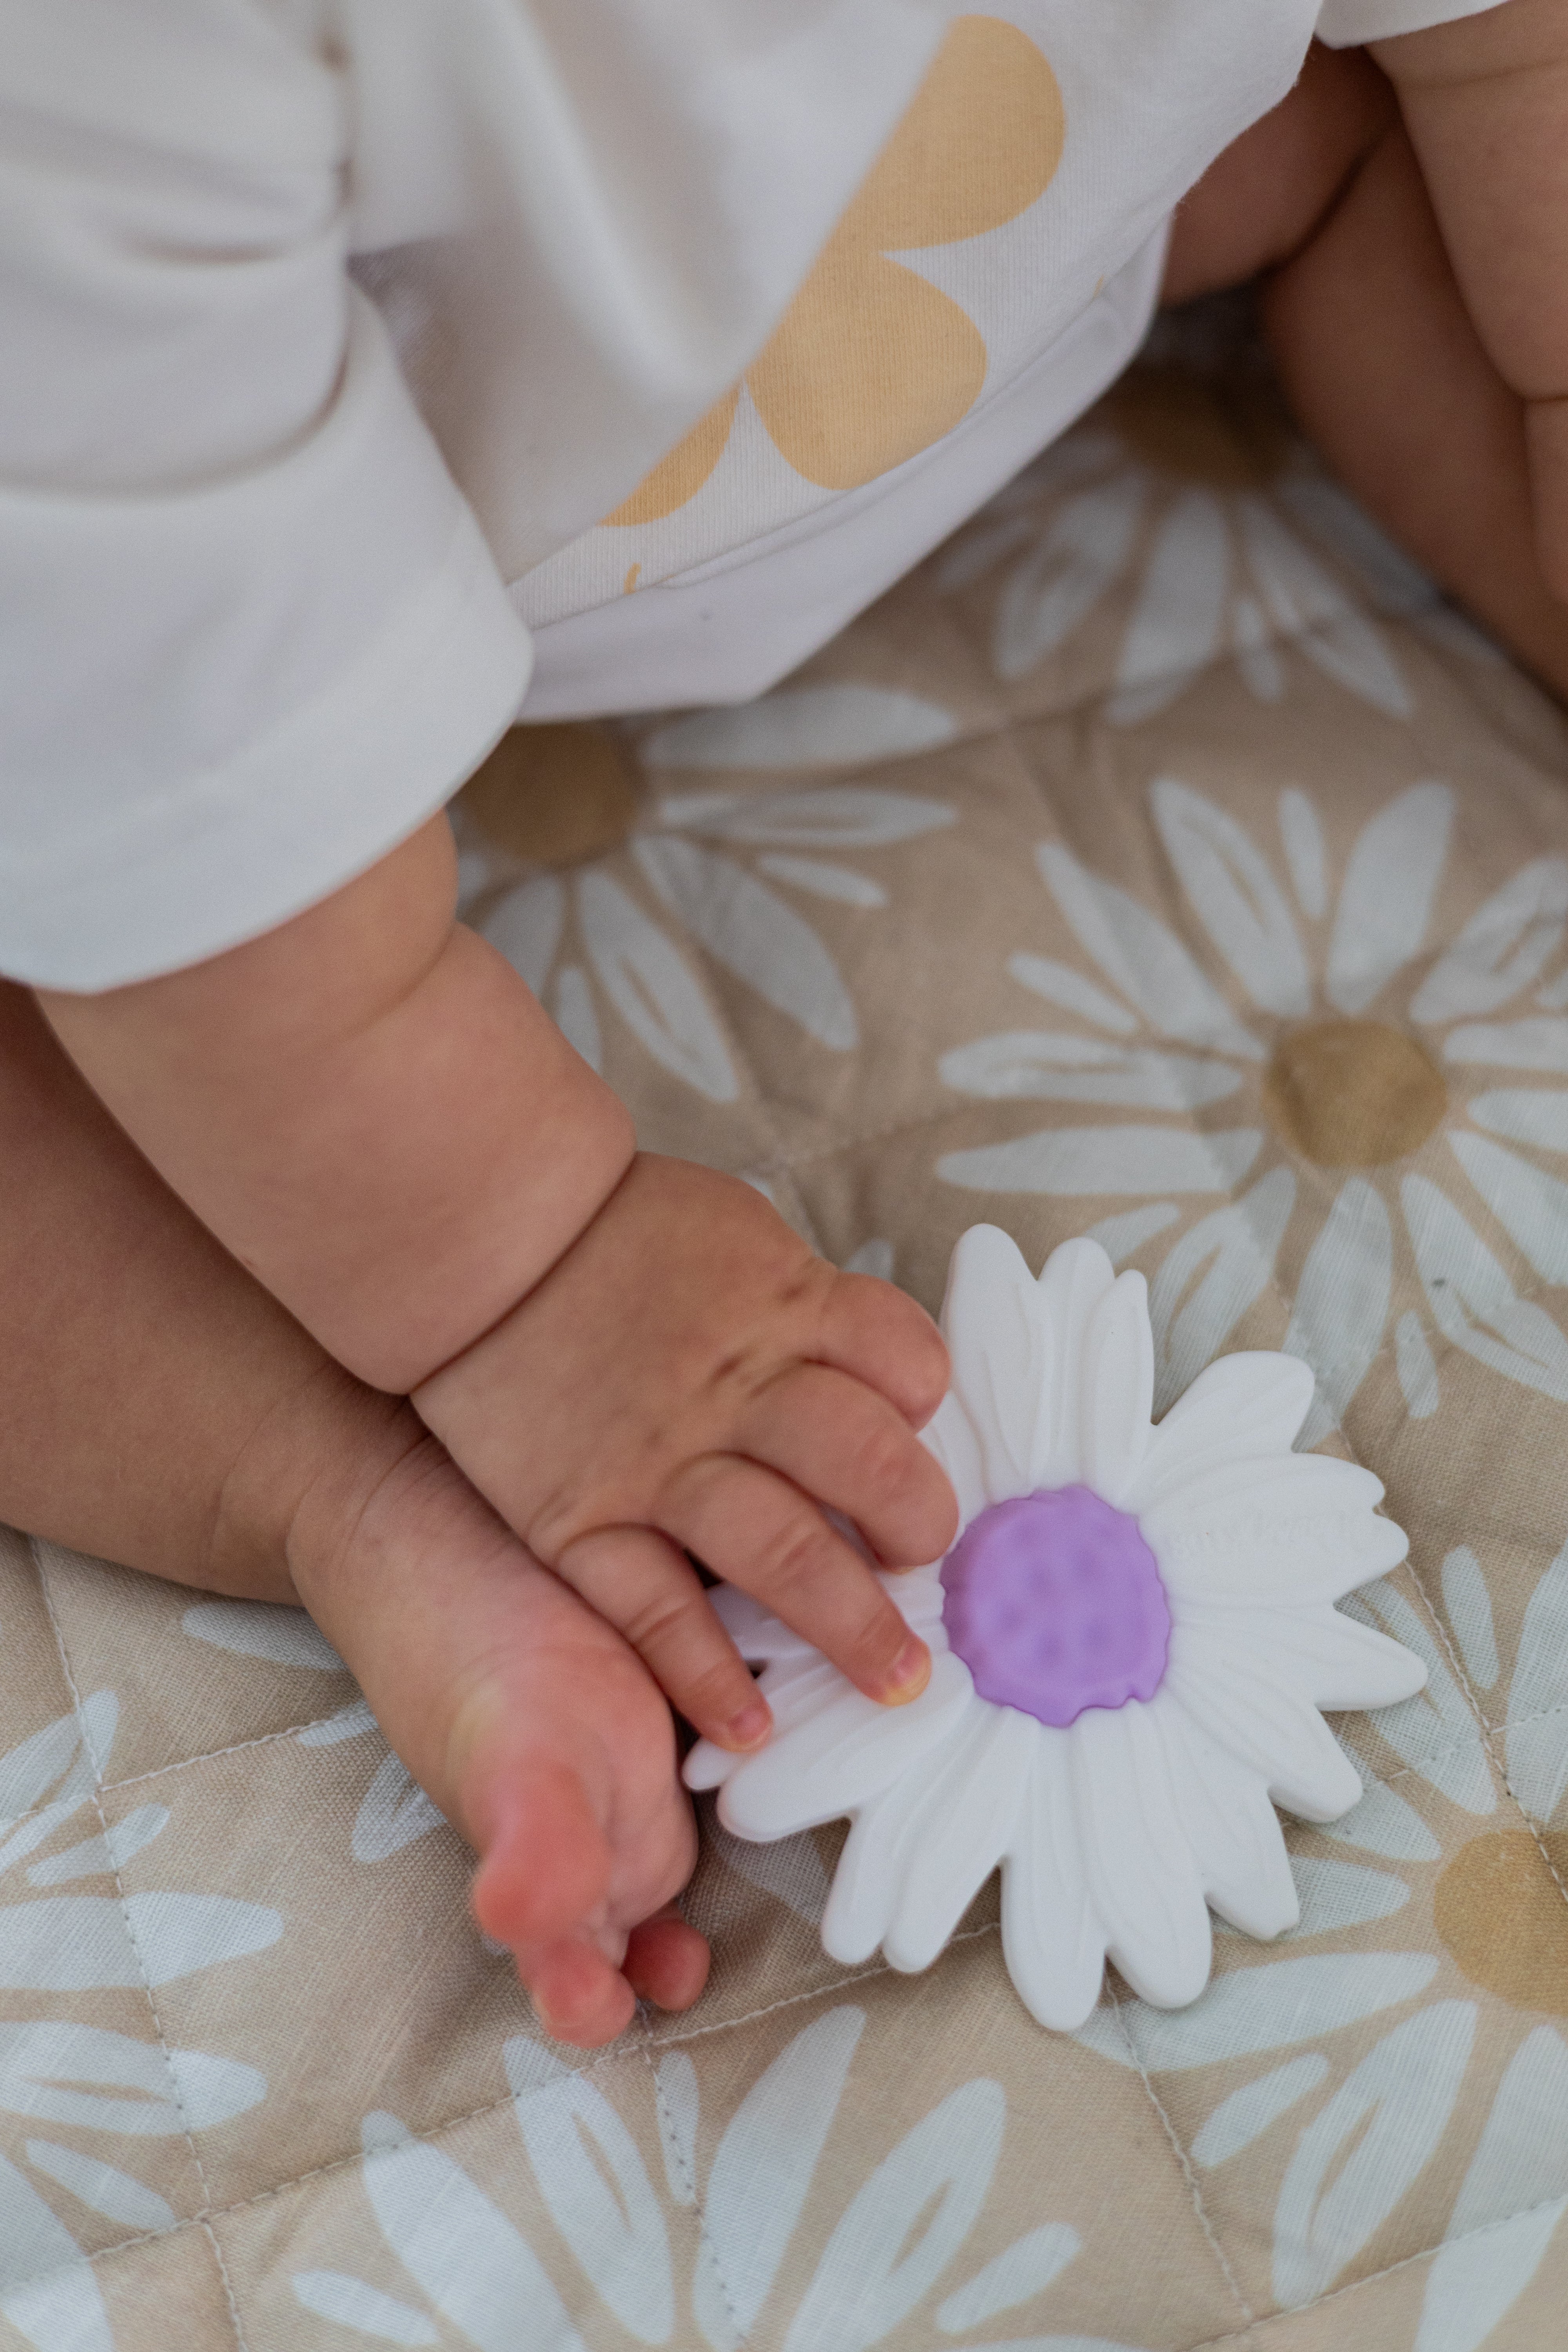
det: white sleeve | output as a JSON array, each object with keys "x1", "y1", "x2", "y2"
[
  {"x1": 0, "y1": 0, "x2": 533, "y2": 991},
  {"x1": 1316, "y1": 0, "x2": 1510, "y2": 44}
]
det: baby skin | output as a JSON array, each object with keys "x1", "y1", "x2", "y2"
[{"x1": 9, "y1": 6, "x2": 1568, "y2": 2051}]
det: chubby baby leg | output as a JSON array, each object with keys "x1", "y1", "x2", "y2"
[
  {"x1": 1165, "y1": 40, "x2": 1568, "y2": 703},
  {"x1": 0, "y1": 981, "x2": 708, "y2": 2044}
]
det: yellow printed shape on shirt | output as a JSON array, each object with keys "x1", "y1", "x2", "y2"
[{"x1": 606, "y1": 15, "x2": 1065, "y2": 521}]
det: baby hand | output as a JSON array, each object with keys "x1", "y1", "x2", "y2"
[{"x1": 413, "y1": 1155, "x2": 957, "y2": 1751}]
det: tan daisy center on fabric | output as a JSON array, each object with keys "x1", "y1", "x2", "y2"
[
  {"x1": 1435, "y1": 1831, "x2": 1568, "y2": 2014},
  {"x1": 458, "y1": 724, "x2": 640, "y2": 868},
  {"x1": 1263, "y1": 1019, "x2": 1447, "y2": 1169}
]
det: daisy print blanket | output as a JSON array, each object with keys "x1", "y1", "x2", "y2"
[{"x1": 6, "y1": 311, "x2": 1568, "y2": 2352}]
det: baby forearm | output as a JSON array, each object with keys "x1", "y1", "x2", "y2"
[{"x1": 40, "y1": 816, "x2": 635, "y2": 1393}]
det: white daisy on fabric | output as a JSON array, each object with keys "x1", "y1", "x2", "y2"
[
  {"x1": 935, "y1": 375, "x2": 1493, "y2": 721},
  {"x1": 939, "y1": 775, "x2": 1568, "y2": 1435},
  {"x1": 455, "y1": 684, "x2": 956, "y2": 1104},
  {"x1": 685, "y1": 1227, "x2": 1425, "y2": 2031}
]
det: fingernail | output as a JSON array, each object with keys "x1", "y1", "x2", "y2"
[
  {"x1": 719, "y1": 1698, "x2": 773, "y2": 1751},
  {"x1": 879, "y1": 1635, "x2": 930, "y2": 1705}
]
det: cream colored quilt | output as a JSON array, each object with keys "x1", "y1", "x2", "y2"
[{"x1": 5, "y1": 326, "x2": 1568, "y2": 2352}]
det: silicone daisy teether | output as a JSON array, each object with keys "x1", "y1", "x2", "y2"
[{"x1": 684, "y1": 1227, "x2": 1427, "y2": 2030}]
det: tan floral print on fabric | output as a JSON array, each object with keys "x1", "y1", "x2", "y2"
[{"x1": 605, "y1": 14, "x2": 1065, "y2": 521}]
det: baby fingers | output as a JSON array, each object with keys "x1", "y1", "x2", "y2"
[
  {"x1": 729, "y1": 1363, "x2": 958, "y2": 1569},
  {"x1": 657, "y1": 1456, "x2": 931, "y2": 1707},
  {"x1": 557, "y1": 1524, "x2": 775, "y2": 1751}
]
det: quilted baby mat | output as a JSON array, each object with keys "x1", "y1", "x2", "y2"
[{"x1": 5, "y1": 313, "x2": 1568, "y2": 2351}]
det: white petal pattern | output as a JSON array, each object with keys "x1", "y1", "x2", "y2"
[
  {"x1": 1149, "y1": 1168, "x2": 1297, "y2": 1413},
  {"x1": 1272, "y1": 2002, "x2": 1477, "y2": 2307},
  {"x1": 1402, "y1": 1175, "x2": 1568, "y2": 1402},
  {"x1": 1326, "y1": 782, "x2": 1454, "y2": 1016},
  {"x1": 939, "y1": 1033, "x2": 1243, "y2": 1111},
  {"x1": 938, "y1": 1125, "x2": 1264, "y2": 1201},
  {"x1": 993, "y1": 477, "x2": 1146, "y2": 681},
  {"x1": 643, "y1": 685, "x2": 958, "y2": 773},
  {"x1": 1449, "y1": 1132, "x2": 1568, "y2": 1285},
  {"x1": 1410, "y1": 857, "x2": 1568, "y2": 1024},
  {"x1": 1151, "y1": 777, "x2": 1310, "y2": 1018},
  {"x1": 1036, "y1": 843, "x2": 1264, "y2": 1057},
  {"x1": 1107, "y1": 489, "x2": 1229, "y2": 726},
  {"x1": 635, "y1": 837, "x2": 857, "y2": 1049},
  {"x1": 1282, "y1": 1177, "x2": 1393, "y2": 1448}
]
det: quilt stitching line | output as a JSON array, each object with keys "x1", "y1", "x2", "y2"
[
  {"x1": 32, "y1": 1538, "x2": 252, "y2": 2352},
  {"x1": 0, "y1": 1936, "x2": 996, "y2": 2298},
  {"x1": 1334, "y1": 1695, "x2": 1568, "y2": 1797},
  {"x1": 1177, "y1": 2185, "x2": 1568, "y2": 2352},
  {"x1": 102, "y1": 1716, "x2": 371, "y2": 1795},
  {"x1": 1107, "y1": 1986, "x2": 1258, "y2": 2336},
  {"x1": 6, "y1": 1920, "x2": 1566, "y2": 2325},
  {"x1": 1420, "y1": 1566, "x2": 1568, "y2": 1912},
  {"x1": 637, "y1": 2021, "x2": 748, "y2": 2349}
]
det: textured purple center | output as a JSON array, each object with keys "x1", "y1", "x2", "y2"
[{"x1": 939, "y1": 1486, "x2": 1171, "y2": 1727}]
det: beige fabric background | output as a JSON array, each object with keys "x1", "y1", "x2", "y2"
[{"x1": 4, "y1": 319, "x2": 1568, "y2": 2350}]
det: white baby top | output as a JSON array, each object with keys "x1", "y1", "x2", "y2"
[{"x1": 0, "y1": 0, "x2": 1504, "y2": 989}]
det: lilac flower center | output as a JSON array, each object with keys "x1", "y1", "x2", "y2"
[{"x1": 939, "y1": 1486, "x2": 1171, "y2": 1728}]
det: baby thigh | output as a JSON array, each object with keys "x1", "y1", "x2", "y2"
[{"x1": 1161, "y1": 41, "x2": 1395, "y2": 307}]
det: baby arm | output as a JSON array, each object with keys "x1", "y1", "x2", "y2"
[
  {"x1": 1374, "y1": 0, "x2": 1568, "y2": 598},
  {"x1": 40, "y1": 815, "x2": 956, "y2": 1748}
]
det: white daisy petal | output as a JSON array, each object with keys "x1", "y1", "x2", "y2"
[
  {"x1": 918, "y1": 1390, "x2": 991, "y2": 1529},
  {"x1": 1150, "y1": 777, "x2": 1311, "y2": 1019},
  {"x1": 1178, "y1": 1603, "x2": 1427, "y2": 1713},
  {"x1": 884, "y1": 1705, "x2": 1033, "y2": 1971},
  {"x1": 1165, "y1": 1641, "x2": 1365, "y2": 1821},
  {"x1": 1000, "y1": 1737, "x2": 1107, "y2": 2030},
  {"x1": 1033, "y1": 1235, "x2": 1117, "y2": 1486},
  {"x1": 882, "y1": 1563, "x2": 947, "y2": 1635},
  {"x1": 684, "y1": 1741, "x2": 735, "y2": 1793},
  {"x1": 1070, "y1": 1703, "x2": 1212, "y2": 2009},
  {"x1": 710, "y1": 1587, "x2": 813, "y2": 1662},
  {"x1": 1079, "y1": 1270, "x2": 1155, "y2": 1506},
  {"x1": 718, "y1": 1653, "x2": 973, "y2": 1839},
  {"x1": 1127, "y1": 1352, "x2": 1315, "y2": 1514},
  {"x1": 940, "y1": 1225, "x2": 1045, "y2": 1498},
  {"x1": 757, "y1": 1658, "x2": 846, "y2": 1728},
  {"x1": 1153, "y1": 1697, "x2": 1299, "y2": 1940},
  {"x1": 1143, "y1": 1455, "x2": 1405, "y2": 1606},
  {"x1": 821, "y1": 1729, "x2": 972, "y2": 1965},
  {"x1": 683, "y1": 1657, "x2": 842, "y2": 1791}
]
